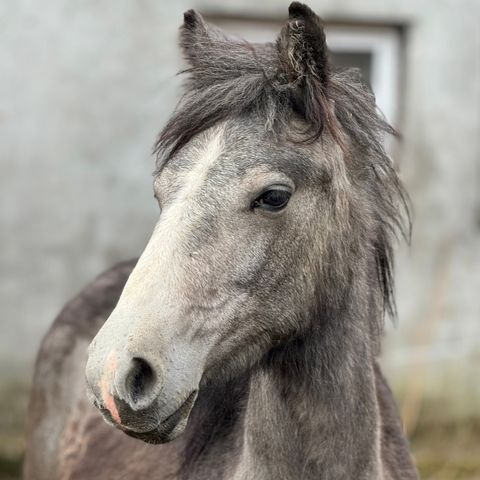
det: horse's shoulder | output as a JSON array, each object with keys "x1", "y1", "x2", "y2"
[
  {"x1": 24, "y1": 259, "x2": 137, "y2": 480},
  {"x1": 51, "y1": 258, "x2": 137, "y2": 340},
  {"x1": 374, "y1": 362, "x2": 419, "y2": 480}
]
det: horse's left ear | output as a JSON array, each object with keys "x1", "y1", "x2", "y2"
[
  {"x1": 277, "y1": 3, "x2": 340, "y2": 141},
  {"x1": 277, "y1": 2, "x2": 330, "y2": 90}
]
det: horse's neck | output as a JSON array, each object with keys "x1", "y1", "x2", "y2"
[
  {"x1": 180, "y1": 303, "x2": 384, "y2": 480},
  {"x1": 236, "y1": 313, "x2": 383, "y2": 480}
]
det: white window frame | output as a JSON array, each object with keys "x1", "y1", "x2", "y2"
[
  {"x1": 210, "y1": 20, "x2": 401, "y2": 126},
  {"x1": 326, "y1": 26, "x2": 401, "y2": 126}
]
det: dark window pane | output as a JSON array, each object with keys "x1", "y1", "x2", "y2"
[{"x1": 330, "y1": 51, "x2": 372, "y2": 87}]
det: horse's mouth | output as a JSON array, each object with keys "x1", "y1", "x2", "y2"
[{"x1": 101, "y1": 390, "x2": 198, "y2": 444}]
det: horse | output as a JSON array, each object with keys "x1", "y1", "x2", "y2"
[{"x1": 24, "y1": 3, "x2": 419, "y2": 479}]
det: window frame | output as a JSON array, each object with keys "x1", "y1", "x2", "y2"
[{"x1": 206, "y1": 18, "x2": 403, "y2": 126}]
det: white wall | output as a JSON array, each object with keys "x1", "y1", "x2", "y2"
[
  {"x1": 1, "y1": 0, "x2": 479, "y2": 418},
  {"x1": 0, "y1": 0, "x2": 187, "y2": 371}
]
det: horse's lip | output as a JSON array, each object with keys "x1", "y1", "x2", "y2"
[{"x1": 116, "y1": 390, "x2": 198, "y2": 443}]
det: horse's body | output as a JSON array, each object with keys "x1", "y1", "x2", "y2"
[
  {"x1": 25, "y1": 261, "x2": 416, "y2": 480},
  {"x1": 25, "y1": 4, "x2": 418, "y2": 479}
]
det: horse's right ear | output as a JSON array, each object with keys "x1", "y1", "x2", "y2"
[{"x1": 180, "y1": 10, "x2": 211, "y2": 67}]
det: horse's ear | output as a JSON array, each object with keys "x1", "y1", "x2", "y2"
[
  {"x1": 180, "y1": 10, "x2": 213, "y2": 67},
  {"x1": 277, "y1": 2, "x2": 330, "y2": 89},
  {"x1": 277, "y1": 3, "x2": 340, "y2": 142}
]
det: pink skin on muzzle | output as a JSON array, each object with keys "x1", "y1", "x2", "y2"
[{"x1": 99, "y1": 351, "x2": 121, "y2": 425}]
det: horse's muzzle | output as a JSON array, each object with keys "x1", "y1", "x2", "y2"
[
  {"x1": 86, "y1": 347, "x2": 198, "y2": 443},
  {"x1": 117, "y1": 390, "x2": 198, "y2": 444}
]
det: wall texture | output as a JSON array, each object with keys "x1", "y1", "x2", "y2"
[{"x1": 1, "y1": 0, "x2": 479, "y2": 420}]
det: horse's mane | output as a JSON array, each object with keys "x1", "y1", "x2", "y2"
[{"x1": 154, "y1": 12, "x2": 410, "y2": 320}]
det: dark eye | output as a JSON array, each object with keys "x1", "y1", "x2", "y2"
[{"x1": 252, "y1": 188, "x2": 292, "y2": 212}]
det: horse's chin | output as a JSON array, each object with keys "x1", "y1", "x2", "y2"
[
  {"x1": 99, "y1": 390, "x2": 198, "y2": 444},
  {"x1": 122, "y1": 416, "x2": 188, "y2": 444}
]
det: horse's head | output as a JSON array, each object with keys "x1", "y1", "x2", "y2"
[{"x1": 86, "y1": 3, "x2": 406, "y2": 444}]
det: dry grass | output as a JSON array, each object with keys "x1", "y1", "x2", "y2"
[
  {"x1": 411, "y1": 417, "x2": 480, "y2": 480},
  {"x1": 0, "y1": 380, "x2": 27, "y2": 480}
]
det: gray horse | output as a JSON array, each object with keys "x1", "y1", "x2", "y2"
[{"x1": 25, "y1": 3, "x2": 418, "y2": 479}]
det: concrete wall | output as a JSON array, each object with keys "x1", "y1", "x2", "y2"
[{"x1": 1, "y1": 0, "x2": 479, "y2": 420}]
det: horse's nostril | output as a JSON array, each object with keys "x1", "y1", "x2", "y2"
[{"x1": 125, "y1": 357, "x2": 156, "y2": 405}]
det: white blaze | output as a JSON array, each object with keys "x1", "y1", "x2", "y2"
[{"x1": 117, "y1": 125, "x2": 225, "y2": 312}]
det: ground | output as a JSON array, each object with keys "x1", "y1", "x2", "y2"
[{"x1": 1, "y1": 381, "x2": 479, "y2": 480}]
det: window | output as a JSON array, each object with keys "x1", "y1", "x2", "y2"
[
  {"x1": 327, "y1": 26, "x2": 402, "y2": 126},
  {"x1": 207, "y1": 18, "x2": 403, "y2": 126}
]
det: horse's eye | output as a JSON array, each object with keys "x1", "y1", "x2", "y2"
[{"x1": 252, "y1": 188, "x2": 291, "y2": 211}]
